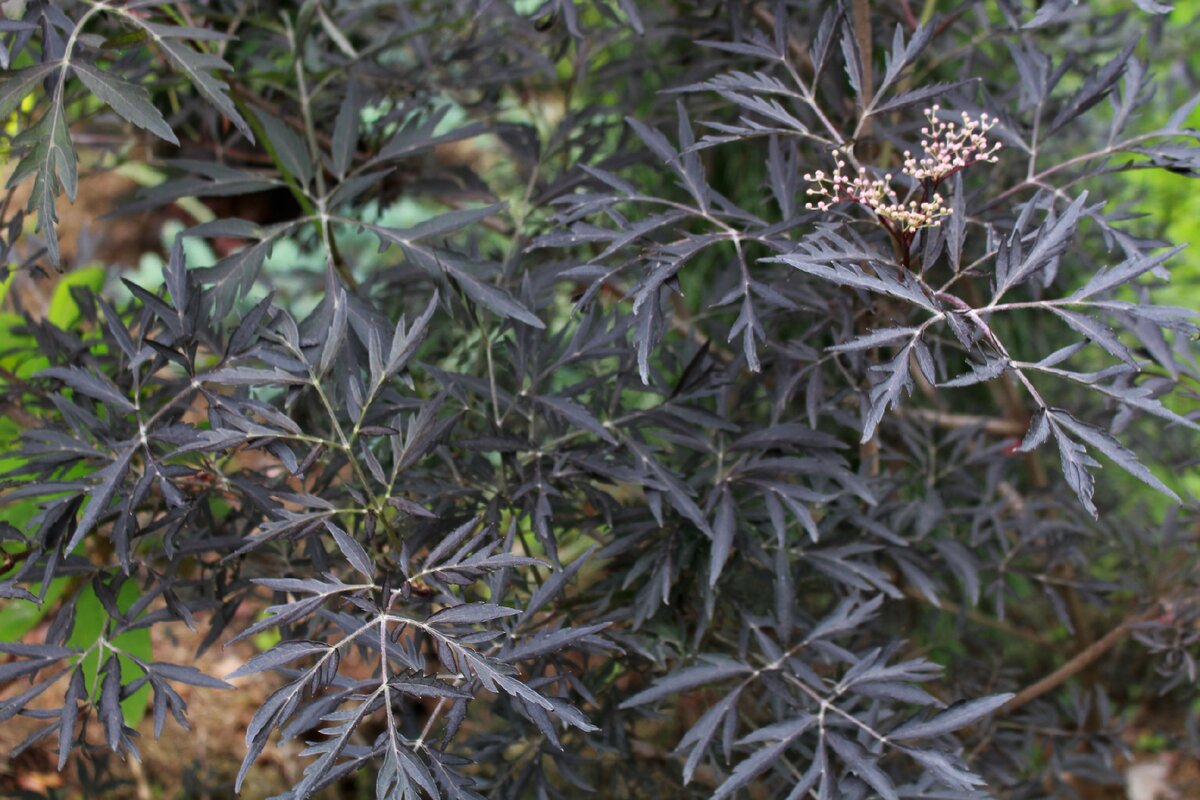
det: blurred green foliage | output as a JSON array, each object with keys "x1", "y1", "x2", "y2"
[
  {"x1": 67, "y1": 581, "x2": 152, "y2": 726},
  {"x1": 0, "y1": 267, "x2": 150, "y2": 726}
]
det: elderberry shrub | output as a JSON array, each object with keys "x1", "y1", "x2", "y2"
[{"x1": 2, "y1": 2, "x2": 1200, "y2": 798}]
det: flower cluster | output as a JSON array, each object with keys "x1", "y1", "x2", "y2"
[
  {"x1": 804, "y1": 106, "x2": 1000, "y2": 232},
  {"x1": 903, "y1": 105, "x2": 1002, "y2": 182},
  {"x1": 804, "y1": 155, "x2": 950, "y2": 230}
]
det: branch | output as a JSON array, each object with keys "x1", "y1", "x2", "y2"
[
  {"x1": 1000, "y1": 604, "x2": 1160, "y2": 715},
  {"x1": 899, "y1": 407, "x2": 1025, "y2": 437},
  {"x1": 852, "y1": 0, "x2": 874, "y2": 138}
]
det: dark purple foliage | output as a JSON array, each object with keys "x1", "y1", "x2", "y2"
[{"x1": 2, "y1": 1, "x2": 1199, "y2": 798}]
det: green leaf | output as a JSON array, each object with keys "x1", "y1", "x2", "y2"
[
  {"x1": 47, "y1": 266, "x2": 106, "y2": 328},
  {"x1": 0, "y1": 578, "x2": 68, "y2": 643},
  {"x1": 0, "y1": 310, "x2": 44, "y2": 383},
  {"x1": 251, "y1": 611, "x2": 281, "y2": 653},
  {"x1": 67, "y1": 582, "x2": 152, "y2": 727},
  {"x1": 0, "y1": 270, "x2": 16, "y2": 307}
]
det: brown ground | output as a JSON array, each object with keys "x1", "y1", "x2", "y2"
[{"x1": 0, "y1": 610, "x2": 307, "y2": 799}]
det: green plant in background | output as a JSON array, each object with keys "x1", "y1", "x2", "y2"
[{"x1": 66, "y1": 581, "x2": 152, "y2": 726}]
